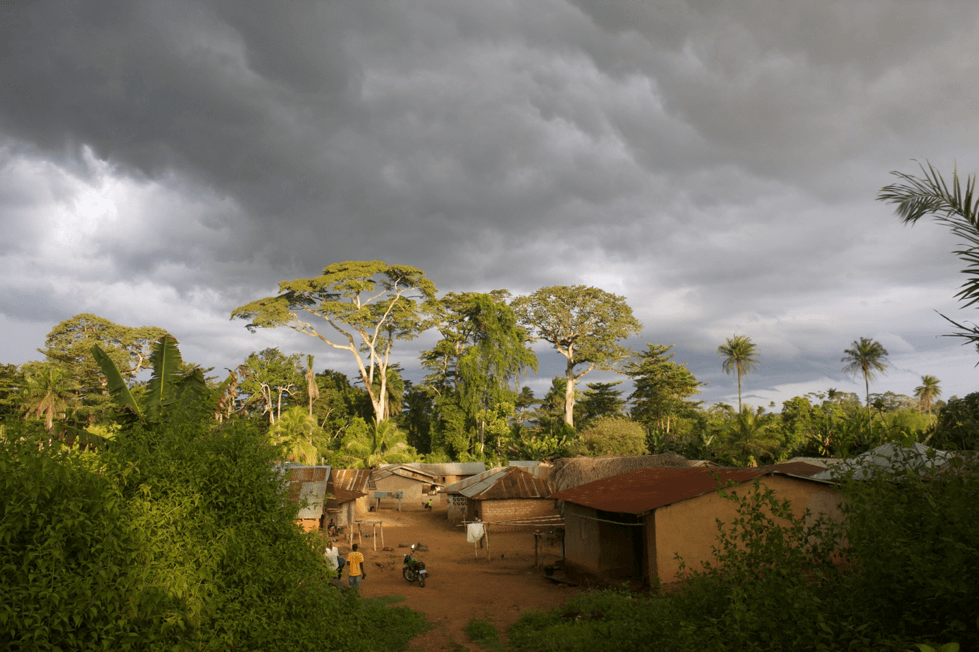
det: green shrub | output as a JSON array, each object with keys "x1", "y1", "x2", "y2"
[
  {"x1": 570, "y1": 417, "x2": 646, "y2": 456},
  {"x1": 0, "y1": 416, "x2": 428, "y2": 651},
  {"x1": 510, "y1": 459, "x2": 979, "y2": 652}
]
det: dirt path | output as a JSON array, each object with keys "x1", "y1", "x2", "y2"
[{"x1": 325, "y1": 505, "x2": 578, "y2": 651}]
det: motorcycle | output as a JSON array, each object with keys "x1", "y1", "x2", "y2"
[{"x1": 402, "y1": 544, "x2": 428, "y2": 588}]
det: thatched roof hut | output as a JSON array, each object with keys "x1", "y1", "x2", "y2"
[{"x1": 550, "y1": 454, "x2": 692, "y2": 494}]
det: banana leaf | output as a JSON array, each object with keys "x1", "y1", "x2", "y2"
[
  {"x1": 92, "y1": 344, "x2": 143, "y2": 422},
  {"x1": 143, "y1": 335, "x2": 183, "y2": 421}
]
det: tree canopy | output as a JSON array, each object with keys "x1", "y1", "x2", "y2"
[
  {"x1": 626, "y1": 343, "x2": 701, "y2": 435},
  {"x1": 512, "y1": 285, "x2": 641, "y2": 427},
  {"x1": 231, "y1": 261, "x2": 438, "y2": 425}
]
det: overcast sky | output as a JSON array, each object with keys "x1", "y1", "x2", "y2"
[{"x1": 3, "y1": 0, "x2": 979, "y2": 410}]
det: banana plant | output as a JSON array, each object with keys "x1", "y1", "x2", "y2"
[{"x1": 92, "y1": 335, "x2": 211, "y2": 427}]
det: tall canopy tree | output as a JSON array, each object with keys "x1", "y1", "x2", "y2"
[
  {"x1": 234, "y1": 348, "x2": 306, "y2": 424},
  {"x1": 626, "y1": 343, "x2": 702, "y2": 435},
  {"x1": 914, "y1": 375, "x2": 942, "y2": 414},
  {"x1": 512, "y1": 285, "x2": 641, "y2": 428},
  {"x1": 231, "y1": 261, "x2": 438, "y2": 426},
  {"x1": 39, "y1": 313, "x2": 171, "y2": 422},
  {"x1": 842, "y1": 337, "x2": 889, "y2": 431},
  {"x1": 421, "y1": 292, "x2": 537, "y2": 458},
  {"x1": 879, "y1": 163, "x2": 979, "y2": 349},
  {"x1": 717, "y1": 335, "x2": 759, "y2": 412}
]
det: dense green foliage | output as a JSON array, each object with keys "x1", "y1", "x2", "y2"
[
  {"x1": 570, "y1": 417, "x2": 646, "y2": 456},
  {"x1": 0, "y1": 335, "x2": 427, "y2": 651},
  {"x1": 0, "y1": 418, "x2": 426, "y2": 651},
  {"x1": 509, "y1": 458, "x2": 979, "y2": 651}
]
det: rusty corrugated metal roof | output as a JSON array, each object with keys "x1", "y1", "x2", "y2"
[
  {"x1": 462, "y1": 466, "x2": 553, "y2": 500},
  {"x1": 550, "y1": 467, "x2": 768, "y2": 515},
  {"x1": 761, "y1": 461, "x2": 826, "y2": 478},
  {"x1": 444, "y1": 467, "x2": 505, "y2": 494},
  {"x1": 330, "y1": 468, "x2": 372, "y2": 494}
]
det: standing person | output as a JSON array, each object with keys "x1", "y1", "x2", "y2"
[
  {"x1": 346, "y1": 543, "x2": 365, "y2": 589},
  {"x1": 324, "y1": 540, "x2": 340, "y2": 576}
]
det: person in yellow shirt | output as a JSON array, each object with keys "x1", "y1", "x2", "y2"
[{"x1": 346, "y1": 544, "x2": 365, "y2": 589}]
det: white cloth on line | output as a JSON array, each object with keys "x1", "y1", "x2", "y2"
[
  {"x1": 466, "y1": 523, "x2": 485, "y2": 543},
  {"x1": 324, "y1": 546, "x2": 339, "y2": 571}
]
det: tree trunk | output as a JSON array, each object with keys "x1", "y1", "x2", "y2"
[{"x1": 564, "y1": 361, "x2": 576, "y2": 428}]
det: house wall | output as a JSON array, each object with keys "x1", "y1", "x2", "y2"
[
  {"x1": 472, "y1": 498, "x2": 560, "y2": 530},
  {"x1": 563, "y1": 503, "x2": 602, "y2": 576},
  {"x1": 652, "y1": 476, "x2": 842, "y2": 584},
  {"x1": 597, "y1": 518, "x2": 641, "y2": 578},
  {"x1": 447, "y1": 494, "x2": 468, "y2": 523},
  {"x1": 374, "y1": 474, "x2": 427, "y2": 504}
]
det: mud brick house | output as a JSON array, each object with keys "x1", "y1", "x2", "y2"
[
  {"x1": 372, "y1": 464, "x2": 441, "y2": 505},
  {"x1": 458, "y1": 466, "x2": 558, "y2": 530},
  {"x1": 552, "y1": 466, "x2": 842, "y2": 586},
  {"x1": 281, "y1": 463, "x2": 331, "y2": 533},
  {"x1": 325, "y1": 468, "x2": 372, "y2": 528},
  {"x1": 444, "y1": 467, "x2": 502, "y2": 523}
]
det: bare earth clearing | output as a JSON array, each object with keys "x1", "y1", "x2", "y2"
[{"x1": 322, "y1": 505, "x2": 579, "y2": 652}]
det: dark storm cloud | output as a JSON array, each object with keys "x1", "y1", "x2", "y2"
[{"x1": 2, "y1": 0, "x2": 979, "y2": 406}]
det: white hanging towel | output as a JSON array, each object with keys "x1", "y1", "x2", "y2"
[{"x1": 466, "y1": 522, "x2": 485, "y2": 543}]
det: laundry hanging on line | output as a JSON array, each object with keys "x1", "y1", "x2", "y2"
[{"x1": 466, "y1": 522, "x2": 485, "y2": 543}]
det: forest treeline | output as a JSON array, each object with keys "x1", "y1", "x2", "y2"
[{"x1": 2, "y1": 280, "x2": 975, "y2": 470}]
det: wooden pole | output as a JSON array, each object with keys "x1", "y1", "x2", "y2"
[
  {"x1": 372, "y1": 522, "x2": 377, "y2": 551},
  {"x1": 484, "y1": 524, "x2": 490, "y2": 560},
  {"x1": 380, "y1": 524, "x2": 384, "y2": 549}
]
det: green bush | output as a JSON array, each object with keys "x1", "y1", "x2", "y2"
[
  {"x1": 570, "y1": 417, "x2": 646, "y2": 456},
  {"x1": 0, "y1": 417, "x2": 427, "y2": 651},
  {"x1": 509, "y1": 459, "x2": 979, "y2": 652}
]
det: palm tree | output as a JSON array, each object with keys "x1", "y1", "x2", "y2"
[
  {"x1": 842, "y1": 337, "x2": 889, "y2": 431},
  {"x1": 720, "y1": 406, "x2": 780, "y2": 467},
  {"x1": 879, "y1": 163, "x2": 979, "y2": 348},
  {"x1": 914, "y1": 375, "x2": 942, "y2": 414},
  {"x1": 342, "y1": 420, "x2": 417, "y2": 469},
  {"x1": 717, "y1": 335, "x2": 759, "y2": 411},
  {"x1": 20, "y1": 362, "x2": 76, "y2": 433},
  {"x1": 269, "y1": 406, "x2": 323, "y2": 465}
]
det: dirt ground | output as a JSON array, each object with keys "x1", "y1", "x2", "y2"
[{"x1": 322, "y1": 504, "x2": 580, "y2": 652}]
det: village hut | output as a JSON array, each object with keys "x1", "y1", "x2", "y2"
[
  {"x1": 325, "y1": 468, "x2": 373, "y2": 528},
  {"x1": 443, "y1": 467, "x2": 504, "y2": 523},
  {"x1": 281, "y1": 463, "x2": 331, "y2": 533},
  {"x1": 550, "y1": 453, "x2": 692, "y2": 494},
  {"x1": 401, "y1": 462, "x2": 486, "y2": 507},
  {"x1": 458, "y1": 466, "x2": 558, "y2": 531},
  {"x1": 372, "y1": 464, "x2": 441, "y2": 506},
  {"x1": 552, "y1": 466, "x2": 842, "y2": 586}
]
